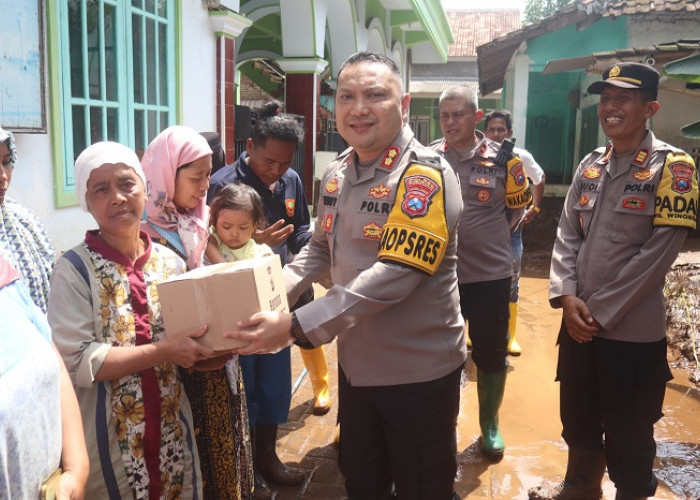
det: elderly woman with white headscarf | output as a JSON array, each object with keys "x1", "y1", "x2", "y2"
[
  {"x1": 0, "y1": 126, "x2": 55, "y2": 312},
  {"x1": 47, "y1": 142, "x2": 214, "y2": 499}
]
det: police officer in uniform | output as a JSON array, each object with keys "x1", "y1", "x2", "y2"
[
  {"x1": 228, "y1": 51, "x2": 466, "y2": 500},
  {"x1": 430, "y1": 86, "x2": 531, "y2": 457},
  {"x1": 484, "y1": 109, "x2": 547, "y2": 356},
  {"x1": 529, "y1": 63, "x2": 698, "y2": 500}
]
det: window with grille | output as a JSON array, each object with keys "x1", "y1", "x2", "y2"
[{"x1": 56, "y1": 0, "x2": 175, "y2": 204}]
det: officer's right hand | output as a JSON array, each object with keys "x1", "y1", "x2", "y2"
[
  {"x1": 253, "y1": 219, "x2": 294, "y2": 247},
  {"x1": 561, "y1": 295, "x2": 599, "y2": 343}
]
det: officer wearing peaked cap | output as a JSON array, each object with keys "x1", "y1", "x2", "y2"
[
  {"x1": 227, "y1": 51, "x2": 466, "y2": 500},
  {"x1": 530, "y1": 62, "x2": 699, "y2": 500}
]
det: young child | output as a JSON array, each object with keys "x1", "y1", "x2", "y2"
[
  {"x1": 206, "y1": 183, "x2": 273, "y2": 263},
  {"x1": 206, "y1": 183, "x2": 273, "y2": 396}
]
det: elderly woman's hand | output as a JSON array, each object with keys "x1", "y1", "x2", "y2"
[{"x1": 160, "y1": 326, "x2": 216, "y2": 368}]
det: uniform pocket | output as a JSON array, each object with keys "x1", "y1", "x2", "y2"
[
  {"x1": 353, "y1": 215, "x2": 384, "y2": 270},
  {"x1": 610, "y1": 192, "x2": 654, "y2": 244},
  {"x1": 573, "y1": 192, "x2": 599, "y2": 236},
  {"x1": 467, "y1": 174, "x2": 498, "y2": 207}
]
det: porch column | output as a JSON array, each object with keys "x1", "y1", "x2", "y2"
[
  {"x1": 209, "y1": 11, "x2": 252, "y2": 163},
  {"x1": 276, "y1": 57, "x2": 329, "y2": 201}
]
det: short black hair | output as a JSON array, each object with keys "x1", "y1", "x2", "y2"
[
  {"x1": 251, "y1": 100, "x2": 305, "y2": 148},
  {"x1": 484, "y1": 110, "x2": 513, "y2": 131},
  {"x1": 337, "y1": 51, "x2": 403, "y2": 92}
]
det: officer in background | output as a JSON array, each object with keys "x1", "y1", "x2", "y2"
[
  {"x1": 484, "y1": 109, "x2": 547, "y2": 355},
  {"x1": 430, "y1": 86, "x2": 531, "y2": 457},
  {"x1": 529, "y1": 63, "x2": 698, "y2": 500},
  {"x1": 228, "y1": 51, "x2": 466, "y2": 500}
]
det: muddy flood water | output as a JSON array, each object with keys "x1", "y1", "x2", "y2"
[{"x1": 277, "y1": 252, "x2": 700, "y2": 499}]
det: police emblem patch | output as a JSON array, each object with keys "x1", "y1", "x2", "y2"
[
  {"x1": 476, "y1": 177, "x2": 490, "y2": 186},
  {"x1": 325, "y1": 177, "x2": 339, "y2": 193},
  {"x1": 369, "y1": 184, "x2": 391, "y2": 199},
  {"x1": 578, "y1": 194, "x2": 590, "y2": 206},
  {"x1": 633, "y1": 169, "x2": 653, "y2": 180},
  {"x1": 362, "y1": 222, "x2": 383, "y2": 240},
  {"x1": 285, "y1": 199, "x2": 295, "y2": 217},
  {"x1": 477, "y1": 189, "x2": 490, "y2": 202},
  {"x1": 323, "y1": 213, "x2": 334, "y2": 232},
  {"x1": 583, "y1": 166, "x2": 601, "y2": 179},
  {"x1": 509, "y1": 161, "x2": 526, "y2": 186},
  {"x1": 669, "y1": 162, "x2": 693, "y2": 194},
  {"x1": 622, "y1": 196, "x2": 646, "y2": 210},
  {"x1": 633, "y1": 148, "x2": 649, "y2": 166},
  {"x1": 381, "y1": 146, "x2": 400, "y2": 169},
  {"x1": 401, "y1": 174, "x2": 440, "y2": 218}
]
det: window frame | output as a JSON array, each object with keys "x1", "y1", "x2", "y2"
[{"x1": 49, "y1": 0, "x2": 181, "y2": 207}]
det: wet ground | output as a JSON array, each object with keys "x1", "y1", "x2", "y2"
[{"x1": 272, "y1": 249, "x2": 700, "y2": 499}]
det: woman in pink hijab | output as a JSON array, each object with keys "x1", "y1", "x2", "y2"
[{"x1": 141, "y1": 126, "x2": 254, "y2": 499}]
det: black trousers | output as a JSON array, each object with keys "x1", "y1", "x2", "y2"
[
  {"x1": 557, "y1": 323, "x2": 672, "y2": 497},
  {"x1": 338, "y1": 365, "x2": 463, "y2": 500},
  {"x1": 458, "y1": 278, "x2": 511, "y2": 373}
]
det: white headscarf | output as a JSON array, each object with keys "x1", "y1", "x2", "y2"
[{"x1": 74, "y1": 141, "x2": 146, "y2": 212}]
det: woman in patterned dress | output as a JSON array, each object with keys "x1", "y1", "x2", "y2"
[
  {"x1": 141, "y1": 126, "x2": 254, "y2": 499},
  {"x1": 48, "y1": 142, "x2": 215, "y2": 499}
]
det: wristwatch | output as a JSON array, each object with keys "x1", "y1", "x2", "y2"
[
  {"x1": 530, "y1": 205, "x2": 541, "y2": 214},
  {"x1": 290, "y1": 312, "x2": 313, "y2": 349}
]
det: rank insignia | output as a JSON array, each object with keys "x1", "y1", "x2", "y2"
[
  {"x1": 578, "y1": 194, "x2": 590, "y2": 206},
  {"x1": 633, "y1": 169, "x2": 653, "y2": 180},
  {"x1": 633, "y1": 148, "x2": 649, "y2": 166},
  {"x1": 622, "y1": 196, "x2": 646, "y2": 210},
  {"x1": 362, "y1": 222, "x2": 383, "y2": 240},
  {"x1": 401, "y1": 174, "x2": 440, "y2": 218},
  {"x1": 669, "y1": 161, "x2": 693, "y2": 194},
  {"x1": 601, "y1": 144, "x2": 613, "y2": 164},
  {"x1": 285, "y1": 199, "x2": 295, "y2": 217},
  {"x1": 381, "y1": 146, "x2": 400, "y2": 169},
  {"x1": 369, "y1": 184, "x2": 391, "y2": 199},
  {"x1": 323, "y1": 213, "x2": 334, "y2": 232},
  {"x1": 583, "y1": 166, "x2": 601, "y2": 179},
  {"x1": 509, "y1": 161, "x2": 526, "y2": 186},
  {"x1": 325, "y1": 177, "x2": 339, "y2": 193},
  {"x1": 477, "y1": 189, "x2": 490, "y2": 202},
  {"x1": 478, "y1": 143, "x2": 488, "y2": 155},
  {"x1": 476, "y1": 177, "x2": 491, "y2": 186}
]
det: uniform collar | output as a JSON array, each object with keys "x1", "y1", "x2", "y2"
[{"x1": 345, "y1": 125, "x2": 414, "y2": 185}]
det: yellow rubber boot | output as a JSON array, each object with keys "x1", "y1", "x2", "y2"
[
  {"x1": 299, "y1": 346, "x2": 332, "y2": 415},
  {"x1": 507, "y1": 302, "x2": 521, "y2": 356}
]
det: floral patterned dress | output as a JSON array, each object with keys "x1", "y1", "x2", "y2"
[{"x1": 48, "y1": 231, "x2": 202, "y2": 499}]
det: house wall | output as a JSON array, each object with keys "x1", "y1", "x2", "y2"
[{"x1": 10, "y1": 1, "x2": 217, "y2": 253}]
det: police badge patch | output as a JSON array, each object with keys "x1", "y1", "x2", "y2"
[
  {"x1": 583, "y1": 166, "x2": 601, "y2": 179},
  {"x1": 325, "y1": 177, "x2": 339, "y2": 193},
  {"x1": 369, "y1": 184, "x2": 391, "y2": 199},
  {"x1": 509, "y1": 161, "x2": 526, "y2": 186},
  {"x1": 362, "y1": 222, "x2": 383, "y2": 240},
  {"x1": 669, "y1": 161, "x2": 693, "y2": 194},
  {"x1": 285, "y1": 199, "x2": 295, "y2": 217},
  {"x1": 401, "y1": 174, "x2": 440, "y2": 218}
]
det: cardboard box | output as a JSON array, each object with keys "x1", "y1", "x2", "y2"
[{"x1": 158, "y1": 254, "x2": 289, "y2": 352}]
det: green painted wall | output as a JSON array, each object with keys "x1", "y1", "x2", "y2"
[{"x1": 522, "y1": 16, "x2": 628, "y2": 183}]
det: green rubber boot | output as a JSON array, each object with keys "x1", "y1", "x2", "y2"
[{"x1": 477, "y1": 368, "x2": 507, "y2": 456}]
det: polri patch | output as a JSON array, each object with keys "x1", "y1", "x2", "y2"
[
  {"x1": 401, "y1": 174, "x2": 440, "y2": 218},
  {"x1": 583, "y1": 166, "x2": 601, "y2": 179},
  {"x1": 323, "y1": 213, "x2": 334, "y2": 232},
  {"x1": 669, "y1": 162, "x2": 693, "y2": 194},
  {"x1": 285, "y1": 199, "x2": 295, "y2": 217},
  {"x1": 369, "y1": 184, "x2": 391, "y2": 199},
  {"x1": 509, "y1": 161, "x2": 526, "y2": 186},
  {"x1": 362, "y1": 222, "x2": 383, "y2": 240},
  {"x1": 622, "y1": 196, "x2": 646, "y2": 210},
  {"x1": 633, "y1": 169, "x2": 653, "y2": 180},
  {"x1": 476, "y1": 177, "x2": 491, "y2": 186},
  {"x1": 325, "y1": 177, "x2": 339, "y2": 193}
]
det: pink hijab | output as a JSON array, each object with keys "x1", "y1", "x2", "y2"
[{"x1": 141, "y1": 126, "x2": 212, "y2": 269}]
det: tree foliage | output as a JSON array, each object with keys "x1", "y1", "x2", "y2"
[{"x1": 524, "y1": 0, "x2": 575, "y2": 25}]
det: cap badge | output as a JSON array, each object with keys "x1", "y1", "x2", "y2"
[{"x1": 609, "y1": 65, "x2": 621, "y2": 77}]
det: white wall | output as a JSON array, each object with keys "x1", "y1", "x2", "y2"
[
  {"x1": 180, "y1": 2, "x2": 218, "y2": 131},
  {"x1": 10, "y1": 2, "x2": 219, "y2": 253}
]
